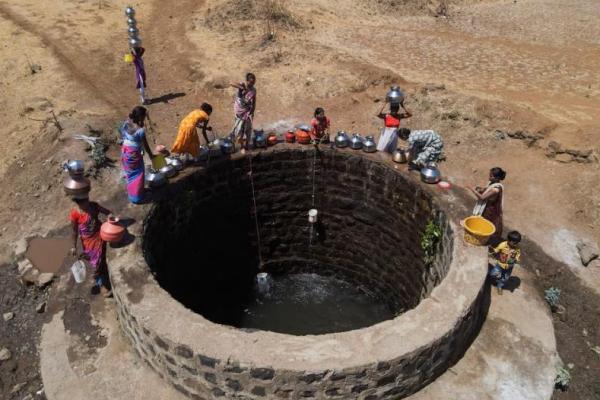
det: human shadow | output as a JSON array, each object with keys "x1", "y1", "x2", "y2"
[
  {"x1": 146, "y1": 92, "x2": 186, "y2": 105},
  {"x1": 117, "y1": 217, "x2": 136, "y2": 228},
  {"x1": 504, "y1": 276, "x2": 521, "y2": 292},
  {"x1": 109, "y1": 231, "x2": 135, "y2": 249}
]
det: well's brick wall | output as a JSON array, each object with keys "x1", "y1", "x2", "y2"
[{"x1": 111, "y1": 147, "x2": 487, "y2": 400}]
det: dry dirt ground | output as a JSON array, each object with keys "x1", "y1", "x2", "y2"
[{"x1": 0, "y1": 0, "x2": 598, "y2": 399}]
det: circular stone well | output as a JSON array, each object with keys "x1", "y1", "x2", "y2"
[{"x1": 110, "y1": 147, "x2": 489, "y2": 399}]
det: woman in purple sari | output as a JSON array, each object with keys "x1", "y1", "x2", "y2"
[
  {"x1": 131, "y1": 46, "x2": 147, "y2": 104},
  {"x1": 119, "y1": 106, "x2": 155, "y2": 204}
]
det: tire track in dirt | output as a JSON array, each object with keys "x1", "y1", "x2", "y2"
[{"x1": 0, "y1": 2, "x2": 124, "y2": 113}]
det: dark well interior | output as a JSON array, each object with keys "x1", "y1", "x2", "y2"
[{"x1": 143, "y1": 149, "x2": 453, "y2": 334}]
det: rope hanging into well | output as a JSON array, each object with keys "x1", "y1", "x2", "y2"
[
  {"x1": 248, "y1": 155, "x2": 263, "y2": 268},
  {"x1": 311, "y1": 148, "x2": 317, "y2": 207}
]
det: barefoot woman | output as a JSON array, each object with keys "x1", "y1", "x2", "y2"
[{"x1": 69, "y1": 195, "x2": 113, "y2": 297}]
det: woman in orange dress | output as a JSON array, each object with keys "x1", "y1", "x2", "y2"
[
  {"x1": 69, "y1": 195, "x2": 113, "y2": 297},
  {"x1": 171, "y1": 103, "x2": 213, "y2": 159}
]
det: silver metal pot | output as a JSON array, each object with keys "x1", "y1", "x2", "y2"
[
  {"x1": 159, "y1": 164, "x2": 176, "y2": 178},
  {"x1": 128, "y1": 27, "x2": 139, "y2": 38},
  {"x1": 64, "y1": 159, "x2": 84, "y2": 175},
  {"x1": 296, "y1": 123, "x2": 311, "y2": 132},
  {"x1": 129, "y1": 37, "x2": 142, "y2": 48},
  {"x1": 145, "y1": 168, "x2": 166, "y2": 187},
  {"x1": 125, "y1": 6, "x2": 135, "y2": 17},
  {"x1": 197, "y1": 146, "x2": 209, "y2": 161},
  {"x1": 386, "y1": 85, "x2": 405, "y2": 104},
  {"x1": 127, "y1": 17, "x2": 137, "y2": 27},
  {"x1": 220, "y1": 138, "x2": 235, "y2": 154},
  {"x1": 350, "y1": 134, "x2": 363, "y2": 150},
  {"x1": 420, "y1": 163, "x2": 441, "y2": 184},
  {"x1": 166, "y1": 157, "x2": 184, "y2": 171},
  {"x1": 363, "y1": 135, "x2": 377, "y2": 153},
  {"x1": 392, "y1": 149, "x2": 407, "y2": 163},
  {"x1": 335, "y1": 131, "x2": 349, "y2": 148}
]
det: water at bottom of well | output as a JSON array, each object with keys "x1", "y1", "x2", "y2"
[{"x1": 239, "y1": 273, "x2": 394, "y2": 335}]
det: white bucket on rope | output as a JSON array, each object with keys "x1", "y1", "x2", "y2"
[
  {"x1": 71, "y1": 260, "x2": 87, "y2": 283},
  {"x1": 308, "y1": 209, "x2": 318, "y2": 224},
  {"x1": 256, "y1": 272, "x2": 271, "y2": 294}
]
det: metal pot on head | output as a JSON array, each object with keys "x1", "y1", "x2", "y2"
[
  {"x1": 363, "y1": 135, "x2": 377, "y2": 153},
  {"x1": 63, "y1": 174, "x2": 91, "y2": 197},
  {"x1": 128, "y1": 27, "x2": 139, "y2": 38},
  {"x1": 64, "y1": 159, "x2": 84, "y2": 175},
  {"x1": 335, "y1": 131, "x2": 349, "y2": 148},
  {"x1": 386, "y1": 85, "x2": 405, "y2": 105},
  {"x1": 350, "y1": 134, "x2": 363, "y2": 150},
  {"x1": 420, "y1": 162, "x2": 442, "y2": 184},
  {"x1": 129, "y1": 37, "x2": 142, "y2": 48}
]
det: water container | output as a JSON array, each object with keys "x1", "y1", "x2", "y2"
[
  {"x1": 308, "y1": 209, "x2": 318, "y2": 223},
  {"x1": 71, "y1": 260, "x2": 86, "y2": 283},
  {"x1": 256, "y1": 272, "x2": 271, "y2": 295}
]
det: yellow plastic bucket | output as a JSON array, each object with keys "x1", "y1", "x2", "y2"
[
  {"x1": 151, "y1": 154, "x2": 167, "y2": 170},
  {"x1": 123, "y1": 53, "x2": 134, "y2": 63},
  {"x1": 461, "y1": 216, "x2": 496, "y2": 246}
]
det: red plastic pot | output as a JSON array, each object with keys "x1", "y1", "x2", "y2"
[
  {"x1": 296, "y1": 130, "x2": 311, "y2": 145},
  {"x1": 285, "y1": 131, "x2": 295, "y2": 143},
  {"x1": 100, "y1": 216, "x2": 125, "y2": 243}
]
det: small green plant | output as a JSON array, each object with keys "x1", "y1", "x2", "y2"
[
  {"x1": 544, "y1": 287, "x2": 561, "y2": 308},
  {"x1": 90, "y1": 141, "x2": 108, "y2": 169},
  {"x1": 554, "y1": 367, "x2": 570, "y2": 391},
  {"x1": 421, "y1": 219, "x2": 442, "y2": 266}
]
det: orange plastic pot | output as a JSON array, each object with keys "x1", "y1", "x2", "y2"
[
  {"x1": 100, "y1": 216, "x2": 125, "y2": 243},
  {"x1": 267, "y1": 134, "x2": 278, "y2": 146},
  {"x1": 296, "y1": 130, "x2": 311, "y2": 145}
]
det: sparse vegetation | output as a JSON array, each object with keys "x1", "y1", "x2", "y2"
[
  {"x1": 544, "y1": 287, "x2": 561, "y2": 309},
  {"x1": 554, "y1": 367, "x2": 571, "y2": 391},
  {"x1": 421, "y1": 218, "x2": 442, "y2": 267}
]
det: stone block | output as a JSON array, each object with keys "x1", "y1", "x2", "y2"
[
  {"x1": 250, "y1": 367, "x2": 275, "y2": 380},
  {"x1": 198, "y1": 354, "x2": 217, "y2": 368},
  {"x1": 175, "y1": 344, "x2": 194, "y2": 359},
  {"x1": 204, "y1": 372, "x2": 216, "y2": 384},
  {"x1": 225, "y1": 378, "x2": 242, "y2": 391},
  {"x1": 154, "y1": 336, "x2": 169, "y2": 351},
  {"x1": 251, "y1": 386, "x2": 266, "y2": 396}
]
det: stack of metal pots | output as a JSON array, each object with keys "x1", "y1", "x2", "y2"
[
  {"x1": 125, "y1": 6, "x2": 142, "y2": 48},
  {"x1": 63, "y1": 160, "x2": 91, "y2": 198}
]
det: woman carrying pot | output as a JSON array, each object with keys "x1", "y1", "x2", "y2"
[
  {"x1": 470, "y1": 167, "x2": 506, "y2": 244},
  {"x1": 119, "y1": 106, "x2": 155, "y2": 204},
  {"x1": 376, "y1": 101, "x2": 412, "y2": 153},
  {"x1": 69, "y1": 194, "x2": 113, "y2": 297}
]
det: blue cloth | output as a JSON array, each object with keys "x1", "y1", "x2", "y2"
[{"x1": 489, "y1": 263, "x2": 513, "y2": 289}]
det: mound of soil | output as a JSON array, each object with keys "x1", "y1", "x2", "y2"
[{"x1": 204, "y1": 0, "x2": 302, "y2": 32}]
